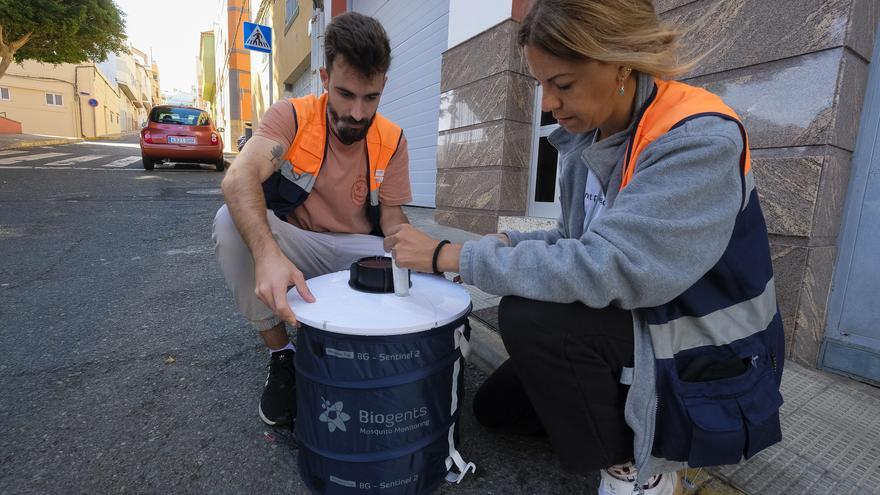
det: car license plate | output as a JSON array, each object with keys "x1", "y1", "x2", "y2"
[{"x1": 168, "y1": 136, "x2": 196, "y2": 144}]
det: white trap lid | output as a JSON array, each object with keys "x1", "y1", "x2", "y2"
[{"x1": 288, "y1": 271, "x2": 472, "y2": 336}]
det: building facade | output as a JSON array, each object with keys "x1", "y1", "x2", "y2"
[
  {"x1": 0, "y1": 62, "x2": 82, "y2": 137},
  {"x1": 273, "y1": 0, "x2": 315, "y2": 101},
  {"x1": 0, "y1": 60, "x2": 126, "y2": 137},
  {"x1": 249, "y1": 0, "x2": 275, "y2": 130},
  {"x1": 244, "y1": 0, "x2": 314, "y2": 131},
  {"x1": 97, "y1": 45, "x2": 157, "y2": 131},
  {"x1": 198, "y1": 30, "x2": 216, "y2": 111},
  {"x1": 150, "y1": 61, "x2": 162, "y2": 106},
  {"x1": 212, "y1": 0, "x2": 253, "y2": 150},
  {"x1": 0, "y1": 40, "x2": 162, "y2": 138}
]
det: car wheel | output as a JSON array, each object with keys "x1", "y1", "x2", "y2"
[
  {"x1": 142, "y1": 156, "x2": 154, "y2": 170},
  {"x1": 215, "y1": 158, "x2": 225, "y2": 172}
]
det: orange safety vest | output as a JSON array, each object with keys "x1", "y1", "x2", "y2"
[
  {"x1": 262, "y1": 93, "x2": 403, "y2": 233},
  {"x1": 620, "y1": 79, "x2": 751, "y2": 192}
]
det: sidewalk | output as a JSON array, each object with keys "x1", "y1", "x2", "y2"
[
  {"x1": 0, "y1": 132, "x2": 138, "y2": 151},
  {"x1": 0, "y1": 133, "x2": 82, "y2": 151},
  {"x1": 407, "y1": 205, "x2": 880, "y2": 495}
]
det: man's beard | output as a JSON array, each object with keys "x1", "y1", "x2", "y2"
[{"x1": 327, "y1": 102, "x2": 374, "y2": 145}]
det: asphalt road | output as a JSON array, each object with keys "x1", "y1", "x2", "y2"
[{"x1": 0, "y1": 136, "x2": 595, "y2": 494}]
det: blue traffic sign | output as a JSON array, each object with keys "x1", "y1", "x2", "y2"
[{"x1": 243, "y1": 22, "x2": 272, "y2": 53}]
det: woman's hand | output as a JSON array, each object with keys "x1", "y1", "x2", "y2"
[
  {"x1": 487, "y1": 233, "x2": 510, "y2": 245},
  {"x1": 384, "y1": 224, "x2": 456, "y2": 273}
]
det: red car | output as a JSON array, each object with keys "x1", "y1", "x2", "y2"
[{"x1": 139, "y1": 105, "x2": 225, "y2": 172}]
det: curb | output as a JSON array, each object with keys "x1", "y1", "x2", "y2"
[
  {"x1": 465, "y1": 312, "x2": 747, "y2": 495},
  {"x1": 466, "y1": 316, "x2": 508, "y2": 374},
  {"x1": 0, "y1": 138, "x2": 83, "y2": 151},
  {"x1": 84, "y1": 132, "x2": 137, "y2": 141},
  {"x1": 0, "y1": 131, "x2": 140, "y2": 151}
]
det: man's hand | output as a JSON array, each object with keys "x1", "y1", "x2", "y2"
[{"x1": 254, "y1": 249, "x2": 316, "y2": 327}]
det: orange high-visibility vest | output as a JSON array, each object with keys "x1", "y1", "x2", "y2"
[
  {"x1": 621, "y1": 79, "x2": 751, "y2": 192},
  {"x1": 262, "y1": 93, "x2": 403, "y2": 233},
  {"x1": 282, "y1": 92, "x2": 402, "y2": 207}
]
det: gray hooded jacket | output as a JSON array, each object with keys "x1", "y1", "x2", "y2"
[{"x1": 458, "y1": 72, "x2": 745, "y2": 480}]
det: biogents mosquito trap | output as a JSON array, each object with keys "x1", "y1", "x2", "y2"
[{"x1": 289, "y1": 257, "x2": 475, "y2": 494}]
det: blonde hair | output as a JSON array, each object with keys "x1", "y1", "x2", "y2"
[{"x1": 518, "y1": 0, "x2": 699, "y2": 79}]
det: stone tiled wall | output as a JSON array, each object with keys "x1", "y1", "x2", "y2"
[
  {"x1": 434, "y1": 20, "x2": 534, "y2": 234},
  {"x1": 656, "y1": 0, "x2": 879, "y2": 366}
]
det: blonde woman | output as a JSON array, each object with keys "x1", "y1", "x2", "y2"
[{"x1": 385, "y1": 1, "x2": 784, "y2": 493}]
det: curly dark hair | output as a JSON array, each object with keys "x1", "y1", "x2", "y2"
[{"x1": 324, "y1": 12, "x2": 392, "y2": 77}]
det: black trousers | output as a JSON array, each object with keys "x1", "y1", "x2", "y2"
[{"x1": 473, "y1": 296, "x2": 635, "y2": 473}]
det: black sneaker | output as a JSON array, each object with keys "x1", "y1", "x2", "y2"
[{"x1": 259, "y1": 349, "x2": 297, "y2": 426}]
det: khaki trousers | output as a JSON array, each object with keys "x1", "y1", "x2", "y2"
[{"x1": 212, "y1": 205, "x2": 385, "y2": 331}]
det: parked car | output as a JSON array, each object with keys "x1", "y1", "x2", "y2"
[{"x1": 139, "y1": 105, "x2": 225, "y2": 172}]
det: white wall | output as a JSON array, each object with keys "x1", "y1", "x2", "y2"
[{"x1": 447, "y1": 0, "x2": 510, "y2": 49}]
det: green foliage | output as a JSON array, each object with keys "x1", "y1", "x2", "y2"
[{"x1": 0, "y1": 0, "x2": 128, "y2": 65}]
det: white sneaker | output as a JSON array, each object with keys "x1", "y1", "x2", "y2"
[{"x1": 598, "y1": 469, "x2": 679, "y2": 495}]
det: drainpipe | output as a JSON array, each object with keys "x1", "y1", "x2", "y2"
[
  {"x1": 75, "y1": 65, "x2": 94, "y2": 138},
  {"x1": 311, "y1": 0, "x2": 325, "y2": 96}
]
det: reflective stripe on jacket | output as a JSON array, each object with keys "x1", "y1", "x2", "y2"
[{"x1": 624, "y1": 80, "x2": 784, "y2": 471}]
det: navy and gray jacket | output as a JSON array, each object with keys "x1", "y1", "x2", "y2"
[{"x1": 457, "y1": 71, "x2": 784, "y2": 482}]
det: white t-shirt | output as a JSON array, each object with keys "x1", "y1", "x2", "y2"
[{"x1": 583, "y1": 132, "x2": 606, "y2": 233}]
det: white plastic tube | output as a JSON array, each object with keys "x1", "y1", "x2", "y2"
[{"x1": 390, "y1": 252, "x2": 410, "y2": 297}]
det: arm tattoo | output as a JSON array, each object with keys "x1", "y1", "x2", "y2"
[{"x1": 270, "y1": 144, "x2": 284, "y2": 166}]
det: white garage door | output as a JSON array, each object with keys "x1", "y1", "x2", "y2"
[{"x1": 350, "y1": 0, "x2": 449, "y2": 207}]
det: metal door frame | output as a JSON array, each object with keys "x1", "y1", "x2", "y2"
[{"x1": 527, "y1": 84, "x2": 562, "y2": 219}]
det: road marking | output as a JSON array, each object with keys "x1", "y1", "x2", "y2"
[
  {"x1": 0, "y1": 166, "x2": 141, "y2": 171},
  {"x1": 43, "y1": 155, "x2": 107, "y2": 166},
  {"x1": 0, "y1": 165, "x2": 211, "y2": 173},
  {"x1": 0, "y1": 152, "x2": 70, "y2": 165},
  {"x1": 0, "y1": 150, "x2": 27, "y2": 156},
  {"x1": 75, "y1": 141, "x2": 141, "y2": 149},
  {"x1": 102, "y1": 156, "x2": 142, "y2": 168}
]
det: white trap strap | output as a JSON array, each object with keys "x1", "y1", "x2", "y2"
[
  {"x1": 444, "y1": 425, "x2": 476, "y2": 484},
  {"x1": 454, "y1": 324, "x2": 471, "y2": 360}
]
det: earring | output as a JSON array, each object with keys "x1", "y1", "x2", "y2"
[{"x1": 618, "y1": 67, "x2": 632, "y2": 96}]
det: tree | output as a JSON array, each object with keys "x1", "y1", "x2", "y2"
[{"x1": 0, "y1": 0, "x2": 127, "y2": 80}]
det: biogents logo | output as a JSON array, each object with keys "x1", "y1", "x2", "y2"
[
  {"x1": 359, "y1": 406, "x2": 428, "y2": 428},
  {"x1": 319, "y1": 399, "x2": 351, "y2": 432}
]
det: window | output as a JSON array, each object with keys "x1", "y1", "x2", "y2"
[
  {"x1": 149, "y1": 106, "x2": 210, "y2": 126},
  {"x1": 46, "y1": 93, "x2": 63, "y2": 106},
  {"x1": 527, "y1": 85, "x2": 563, "y2": 218},
  {"x1": 534, "y1": 110, "x2": 560, "y2": 202},
  {"x1": 0, "y1": 87, "x2": 9, "y2": 100},
  {"x1": 285, "y1": 0, "x2": 299, "y2": 30}
]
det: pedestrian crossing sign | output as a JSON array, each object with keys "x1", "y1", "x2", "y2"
[{"x1": 243, "y1": 22, "x2": 272, "y2": 53}]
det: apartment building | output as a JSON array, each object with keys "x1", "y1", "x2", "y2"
[
  {"x1": 212, "y1": 0, "x2": 253, "y2": 149},
  {"x1": 0, "y1": 61, "x2": 123, "y2": 137}
]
